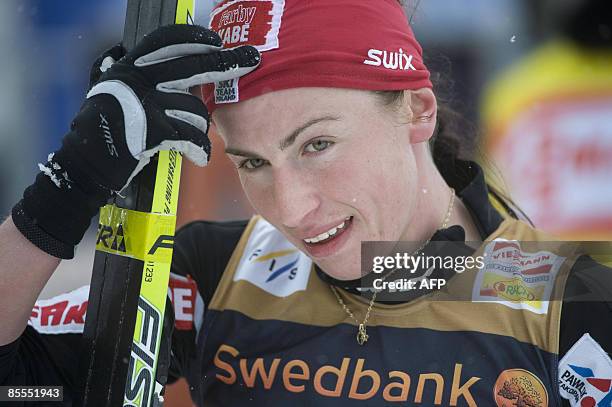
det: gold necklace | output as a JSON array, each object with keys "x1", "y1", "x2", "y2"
[{"x1": 330, "y1": 188, "x2": 455, "y2": 345}]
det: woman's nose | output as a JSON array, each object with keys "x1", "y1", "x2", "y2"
[{"x1": 272, "y1": 168, "x2": 321, "y2": 229}]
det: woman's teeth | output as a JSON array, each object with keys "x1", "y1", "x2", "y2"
[{"x1": 303, "y1": 217, "x2": 351, "y2": 244}]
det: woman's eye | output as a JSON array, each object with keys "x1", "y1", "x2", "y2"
[
  {"x1": 240, "y1": 158, "x2": 266, "y2": 170},
  {"x1": 304, "y1": 140, "x2": 333, "y2": 153}
]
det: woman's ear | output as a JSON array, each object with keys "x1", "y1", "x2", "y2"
[{"x1": 407, "y1": 88, "x2": 437, "y2": 144}]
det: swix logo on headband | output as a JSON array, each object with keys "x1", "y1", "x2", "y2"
[
  {"x1": 210, "y1": 0, "x2": 285, "y2": 50},
  {"x1": 203, "y1": 0, "x2": 434, "y2": 112},
  {"x1": 364, "y1": 48, "x2": 416, "y2": 71}
]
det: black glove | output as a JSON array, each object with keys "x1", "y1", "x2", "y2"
[{"x1": 12, "y1": 24, "x2": 260, "y2": 259}]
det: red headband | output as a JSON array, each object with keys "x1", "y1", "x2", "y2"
[{"x1": 202, "y1": 0, "x2": 432, "y2": 113}]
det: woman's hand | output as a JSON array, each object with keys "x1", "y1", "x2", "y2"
[{"x1": 11, "y1": 24, "x2": 261, "y2": 259}]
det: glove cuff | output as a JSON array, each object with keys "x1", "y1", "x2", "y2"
[
  {"x1": 12, "y1": 159, "x2": 112, "y2": 259},
  {"x1": 12, "y1": 200, "x2": 76, "y2": 259}
]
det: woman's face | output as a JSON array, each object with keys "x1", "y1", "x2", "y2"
[{"x1": 214, "y1": 87, "x2": 426, "y2": 280}]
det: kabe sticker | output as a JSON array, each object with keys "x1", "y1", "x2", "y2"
[
  {"x1": 234, "y1": 218, "x2": 312, "y2": 297},
  {"x1": 209, "y1": 0, "x2": 285, "y2": 104},
  {"x1": 28, "y1": 285, "x2": 89, "y2": 334},
  {"x1": 558, "y1": 333, "x2": 612, "y2": 406},
  {"x1": 210, "y1": 0, "x2": 284, "y2": 50},
  {"x1": 472, "y1": 239, "x2": 565, "y2": 314}
]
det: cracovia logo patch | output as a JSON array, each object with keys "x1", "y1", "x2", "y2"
[
  {"x1": 363, "y1": 48, "x2": 417, "y2": 71},
  {"x1": 210, "y1": 0, "x2": 285, "y2": 104}
]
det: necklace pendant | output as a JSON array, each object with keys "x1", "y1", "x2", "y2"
[{"x1": 356, "y1": 323, "x2": 369, "y2": 345}]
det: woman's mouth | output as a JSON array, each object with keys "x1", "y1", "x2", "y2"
[{"x1": 301, "y1": 216, "x2": 354, "y2": 258}]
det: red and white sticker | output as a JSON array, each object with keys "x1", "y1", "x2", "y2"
[
  {"x1": 28, "y1": 276, "x2": 204, "y2": 335},
  {"x1": 209, "y1": 0, "x2": 285, "y2": 104},
  {"x1": 28, "y1": 286, "x2": 89, "y2": 334},
  {"x1": 209, "y1": 0, "x2": 284, "y2": 50},
  {"x1": 168, "y1": 272, "x2": 204, "y2": 332}
]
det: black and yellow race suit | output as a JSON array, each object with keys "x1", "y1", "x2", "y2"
[{"x1": 2, "y1": 160, "x2": 611, "y2": 406}]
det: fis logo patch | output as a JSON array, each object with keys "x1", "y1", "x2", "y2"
[{"x1": 234, "y1": 218, "x2": 312, "y2": 297}]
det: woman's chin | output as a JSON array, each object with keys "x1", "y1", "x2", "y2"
[{"x1": 315, "y1": 259, "x2": 363, "y2": 282}]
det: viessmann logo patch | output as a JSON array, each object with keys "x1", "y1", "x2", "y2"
[
  {"x1": 210, "y1": 0, "x2": 285, "y2": 104},
  {"x1": 472, "y1": 239, "x2": 565, "y2": 314}
]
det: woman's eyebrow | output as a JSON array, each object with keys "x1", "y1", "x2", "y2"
[
  {"x1": 278, "y1": 115, "x2": 340, "y2": 151},
  {"x1": 225, "y1": 115, "x2": 340, "y2": 157},
  {"x1": 224, "y1": 148, "x2": 263, "y2": 158}
]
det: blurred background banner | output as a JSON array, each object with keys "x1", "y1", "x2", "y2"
[
  {"x1": 481, "y1": 0, "x2": 612, "y2": 240},
  {"x1": 2, "y1": 0, "x2": 610, "y2": 405}
]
